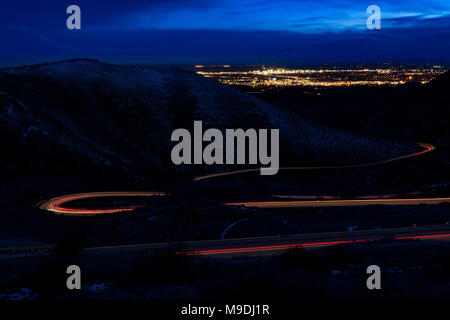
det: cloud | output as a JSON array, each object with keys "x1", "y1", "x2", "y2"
[
  {"x1": 382, "y1": 13, "x2": 450, "y2": 28},
  {"x1": 1, "y1": 24, "x2": 51, "y2": 43},
  {"x1": 1, "y1": 0, "x2": 449, "y2": 66}
]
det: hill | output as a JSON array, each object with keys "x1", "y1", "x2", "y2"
[{"x1": 0, "y1": 59, "x2": 412, "y2": 190}]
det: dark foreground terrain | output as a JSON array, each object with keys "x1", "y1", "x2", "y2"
[{"x1": 3, "y1": 239, "x2": 450, "y2": 300}]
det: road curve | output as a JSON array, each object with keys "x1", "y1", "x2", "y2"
[
  {"x1": 19, "y1": 141, "x2": 450, "y2": 256},
  {"x1": 39, "y1": 191, "x2": 166, "y2": 215},
  {"x1": 39, "y1": 194, "x2": 450, "y2": 215},
  {"x1": 38, "y1": 143, "x2": 438, "y2": 216},
  {"x1": 194, "y1": 143, "x2": 435, "y2": 181}
]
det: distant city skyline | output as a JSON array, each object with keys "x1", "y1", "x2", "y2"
[{"x1": 1, "y1": 0, "x2": 450, "y2": 67}]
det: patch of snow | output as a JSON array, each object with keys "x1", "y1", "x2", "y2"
[
  {"x1": 0, "y1": 288, "x2": 37, "y2": 301},
  {"x1": 87, "y1": 282, "x2": 111, "y2": 293},
  {"x1": 331, "y1": 270, "x2": 349, "y2": 275}
]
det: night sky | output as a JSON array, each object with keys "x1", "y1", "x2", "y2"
[{"x1": 1, "y1": 0, "x2": 449, "y2": 67}]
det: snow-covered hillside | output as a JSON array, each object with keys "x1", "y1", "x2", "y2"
[{"x1": 0, "y1": 59, "x2": 412, "y2": 187}]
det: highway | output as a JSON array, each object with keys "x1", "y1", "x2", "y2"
[
  {"x1": 3, "y1": 224, "x2": 450, "y2": 258},
  {"x1": 38, "y1": 143, "x2": 437, "y2": 216},
  {"x1": 226, "y1": 197, "x2": 450, "y2": 208},
  {"x1": 39, "y1": 192, "x2": 450, "y2": 213},
  {"x1": 181, "y1": 224, "x2": 450, "y2": 256},
  {"x1": 26, "y1": 142, "x2": 450, "y2": 257}
]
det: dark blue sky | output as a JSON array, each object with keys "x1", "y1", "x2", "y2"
[{"x1": 1, "y1": 0, "x2": 449, "y2": 67}]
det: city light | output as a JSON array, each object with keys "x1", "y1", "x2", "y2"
[{"x1": 197, "y1": 66, "x2": 446, "y2": 87}]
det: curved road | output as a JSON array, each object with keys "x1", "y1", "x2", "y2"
[
  {"x1": 39, "y1": 192, "x2": 166, "y2": 215},
  {"x1": 194, "y1": 143, "x2": 435, "y2": 181},
  {"x1": 39, "y1": 143, "x2": 437, "y2": 215},
  {"x1": 31, "y1": 142, "x2": 450, "y2": 256}
]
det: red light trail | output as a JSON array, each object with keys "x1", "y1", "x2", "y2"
[{"x1": 32, "y1": 142, "x2": 448, "y2": 256}]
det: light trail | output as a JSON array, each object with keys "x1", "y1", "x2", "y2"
[
  {"x1": 38, "y1": 143, "x2": 436, "y2": 216},
  {"x1": 186, "y1": 229, "x2": 450, "y2": 256},
  {"x1": 187, "y1": 239, "x2": 370, "y2": 256},
  {"x1": 226, "y1": 197, "x2": 450, "y2": 208},
  {"x1": 194, "y1": 143, "x2": 435, "y2": 181},
  {"x1": 189, "y1": 232, "x2": 450, "y2": 256},
  {"x1": 39, "y1": 192, "x2": 166, "y2": 216},
  {"x1": 31, "y1": 141, "x2": 450, "y2": 256},
  {"x1": 4, "y1": 225, "x2": 450, "y2": 258}
]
